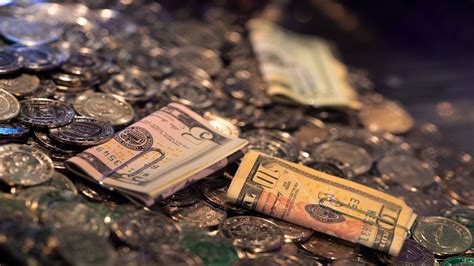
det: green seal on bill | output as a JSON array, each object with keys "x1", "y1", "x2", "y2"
[{"x1": 441, "y1": 256, "x2": 474, "y2": 266}]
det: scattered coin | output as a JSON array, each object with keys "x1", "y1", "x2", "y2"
[
  {"x1": 443, "y1": 206, "x2": 474, "y2": 251},
  {"x1": 395, "y1": 239, "x2": 435, "y2": 266},
  {"x1": 49, "y1": 117, "x2": 114, "y2": 146},
  {"x1": 264, "y1": 216, "x2": 313, "y2": 243},
  {"x1": 201, "y1": 179, "x2": 249, "y2": 214},
  {"x1": 166, "y1": 200, "x2": 227, "y2": 229},
  {"x1": 17, "y1": 99, "x2": 75, "y2": 128},
  {"x1": 242, "y1": 129, "x2": 300, "y2": 162},
  {"x1": 204, "y1": 112, "x2": 241, "y2": 137},
  {"x1": 14, "y1": 45, "x2": 67, "y2": 72},
  {"x1": 1, "y1": 17, "x2": 63, "y2": 46},
  {"x1": 170, "y1": 45, "x2": 223, "y2": 76},
  {"x1": 0, "y1": 48, "x2": 23, "y2": 74},
  {"x1": 0, "y1": 73, "x2": 40, "y2": 97},
  {"x1": 0, "y1": 89, "x2": 20, "y2": 122},
  {"x1": 299, "y1": 232, "x2": 357, "y2": 261},
  {"x1": 358, "y1": 100, "x2": 414, "y2": 134},
  {"x1": 378, "y1": 154, "x2": 436, "y2": 189}
]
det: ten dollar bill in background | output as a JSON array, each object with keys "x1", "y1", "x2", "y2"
[
  {"x1": 66, "y1": 103, "x2": 248, "y2": 206},
  {"x1": 226, "y1": 150, "x2": 416, "y2": 256}
]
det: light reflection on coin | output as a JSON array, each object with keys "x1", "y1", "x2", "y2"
[
  {"x1": 378, "y1": 155, "x2": 436, "y2": 189},
  {"x1": 299, "y1": 232, "x2": 356, "y2": 261},
  {"x1": 14, "y1": 45, "x2": 67, "y2": 72},
  {"x1": 358, "y1": 100, "x2": 414, "y2": 134},
  {"x1": 166, "y1": 201, "x2": 227, "y2": 229},
  {"x1": 0, "y1": 89, "x2": 20, "y2": 122},
  {"x1": 49, "y1": 117, "x2": 114, "y2": 146},
  {"x1": 1, "y1": 17, "x2": 63, "y2": 46},
  {"x1": 0, "y1": 48, "x2": 23, "y2": 74},
  {"x1": 242, "y1": 129, "x2": 300, "y2": 162},
  {"x1": 0, "y1": 73, "x2": 40, "y2": 97},
  {"x1": 18, "y1": 99, "x2": 75, "y2": 128}
]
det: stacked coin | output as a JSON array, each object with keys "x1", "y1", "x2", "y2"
[{"x1": 0, "y1": 1, "x2": 472, "y2": 265}]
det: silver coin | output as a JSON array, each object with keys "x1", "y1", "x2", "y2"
[
  {"x1": 378, "y1": 155, "x2": 435, "y2": 189},
  {"x1": 358, "y1": 100, "x2": 414, "y2": 134},
  {"x1": 0, "y1": 194, "x2": 37, "y2": 223},
  {"x1": 162, "y1": 184, "x2": 202, "y2": 207},
  {"x1": 25, "y1": 78, "x2": 57, "y2": 99},
  {"x1": 1, "y1": 17, "x2": 63, "y2": 46},
  {"x1": 0, "y1": 73, "x2": 40, "y2": 97},
  {"x1": 293, "y1": 117, "x2": 330, "y2": 148},
  {"x1": 0, "y1": 48, "x2": 23, "y2": 74},
  {"x1": 166, "y1": 201, "x2": 227, "y2": 229},
  {"x1": 204, "y1": 112, "x2": 241, "y2": 137},
  {"x1": 312, "y1": 141, "x2": 373, "y2": 175},
  {"x1": 74, "y1": 92, "x2": 135, "y2": 127},
  {"x1": 447, "y1": 175, "x2": 474, "y2": 206},
  {"x1": 61, "y1": 48, "x2": 104, "y2": 75},
  {"x1": 0, "y1": 144, "x2": 54, "y2": 186},
  {"x1": 163, "y1": 80, "x2": 217, "y2": 110},
  {"x1": 154, "y1": 249, "x2": 204, "y2": 266},
  {"x1": 395, "y1": 239, "x2": 435, "y2": 266},
  {"x1": 299, "y1": 232, "x2": 357, "y2": 261},
  {"x1": 242, "y1": 129, "x2": 300, "y2": 162},
  {"x1": 201, "y1": 179, "x2": 249, "y2": 214},
  {"x1": 49, "y1": 117, "x2": 114, "y2": 146},
  {"x1": 220, "y1": 216, "x2": 284, "y2": 253},
  {"x1": 0, "y1": 89, "x2": 20, "y2": 122},
  {"x1": 265, "y1": 217, "x2": 313, "y2": 243},
  {"x1": 335, "y1": 129, "x2": 390, "y2": 162},
  {"x1": 18, "y1": 99, "x2": 75, "y2": 128},
  {"x1": 43, "y1": 171, "x2": 78, "y2": 194},
  {"x1": 253, "y1": 105, "x2": 304, "y2": 131},
  {"x1": 386, "y1": 187, "x2": 453, "y2": 216},
  {"x1": 413, "y1": 216, "x2": 472, "y2": 256},
  {"x1": 32, "y1": 130, "x2": 80, "y2": 156},
  {"x1": 171, "y1": 20, "x2": 223, "y2": 50},
  {"x1": 170, "y1": 45, "x2": 223, "y2": 76},
  {"x1": 0, "y1": 122, "x2": 29, "y2": 138},
  {"x1": 14, "y1": 45, "x2": 67, "y2": 72}
]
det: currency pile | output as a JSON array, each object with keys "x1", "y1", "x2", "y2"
[{"x1": 0, "y1": 1, "x2": 472, "y2": 266}]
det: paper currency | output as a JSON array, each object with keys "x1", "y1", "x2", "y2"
[
  {"x1": 66, "y1": 103, "x2": 248, "y2": 206},
  {"x1": 226, "y1": 150, "x2": 417, "y2": 256},
  {"x1": 248, "y1": 19, "x2": 360, "y2": 109}
]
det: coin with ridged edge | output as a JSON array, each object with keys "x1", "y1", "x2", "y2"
[
  {"x1": 49, "y1": 117, "x2": 114, "y2": 146},
  {"x1": 0, "y1": 48, "x2": 23, "y2": 74},
  {"x1": 17, "y1": 99, "x2": 75, "y2": 128},
  {"x1": 0, "y1": 89, "x2": 20, "y2": 122}
]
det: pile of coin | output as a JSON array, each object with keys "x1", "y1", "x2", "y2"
[{"x1": 0, "y1": 1, "x2": 472, "y2": 265}]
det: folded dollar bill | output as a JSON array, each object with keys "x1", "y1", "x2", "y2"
[
  {"x1": 66, "y1": 103, "x2": 248, "y2": 206},
  {"x1": 227, "y1": 150, "x2": 417, "y2": 256},
  {"x1": 248, "y1": 19, "x2": 360, "y2": 109}
]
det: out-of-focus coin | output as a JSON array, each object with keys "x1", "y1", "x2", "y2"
[
  {"x1": 232, "y1": 254, "x2": 323, "y2": 266},
  {"x1": 204, "y1": 112, "x2": 241, "y2": 137},
  {"x1": 0, "y1": 48, "x2": 23, "y2": 74},
  {"x1": 294, "y1": 117, "x2": 330, "y2": 148},
  {"x1": 201, "y1": 179, "x2": 249, "y2": 214},
  {"x1": 112, "y1": 210, "x2": 182, "y2": 248},
  {"x1": 358, "y1": 100, "x2": 414, "y2": 134},
  {"x1": 0, "y1": 122, "x2": 29, "y2": 138},
  {"x1": 312, "y1": 141, "x2": 373, "y2": 176},
  {"x1": 18, "y1": 99, "x2": 75, "y2": 128},
  {"x1": 265, "y1": 216, "x2": 313, "y2": 243},
  {"x1": 55, "y1": 229, "x2": 117, "y2": 266},
  {"x1": 299, "y1": 232, "x2": 356, "y2": 261},
  {"x1": 14, "y1": 45, "x2": 67, "y2": 71},
  {"x1": 25, "y1": 78, "x2": 57, "y2": 99},
  {"x1": 386, "y1": 187, "x2": 453, "y2": 216},
  {"x1": 171, "y1": 20, "x2": 223, "y2": 50},
  {"x1": 42, "y1": 171, "x2": 77, "y2": 194},
  {"x1": 0, "y1": 89, "x2": 20, "y2": 122},
  {"x1": 447, "y1": 175, "x2": 474, "y2": 206},
  {"x1": 74, "y1": 92, "x2": 135, "y2": 127},
  {"x1": 335, "y1": 129, "x2": 390, "y2": 162},
  {"x1": 170, "y1": 45, "x2": 223, "y2": 76},
  {"x1": 162, "y1": 184, "x2": 202, "y2": 207},
  {"x1": 441, "y1": 256, "x2": 474, "y2": 266},
  {"x1": 163, "y1": 81, "x2": 217, "y2": 110},
  {"x1": 49, "y1": 117, "x2": 114, "y2": 146},
  {"x1": 166, "y1": 200, "x2": 227, "y2": 229},
  {"x1": 0, "y1": 73, "x2": 40, "y2": 97},
  {"x1": 0, "y1": 144, "x2": 54, "y2": 186},
  {"x1": 116, "y1": 48, "x2": 173, "y2": 79},
  {"x1": 242, "y1": 129, "x2": 300, "y2": 162},
  {"x1": 32, "y1": 130, "x2": 80, "y2": 156},
  {"x1": 378, "y1": 155, "x2": 436, "y2": 189},
  {"x1": 253, "y1": 105, "x2": 304, "y2": 131},
  {"x1": 220, "y1": 216, "x2": 284, "y2": 253},
  {"x1": 395, "y1": 239, "x2": 435, "y2": 266},
  {"x1": 413, "y1": 216, "x2": 472, "y2": 256},
  {"x1": 61, "y1": 48, "x2": 104, "y2": 76},
  {"x1": 1, "y1": 17, "x2": 63, "y2": 46},
  {"x1": 0, "y1": 194, "x2": 37, "y2": 223}
]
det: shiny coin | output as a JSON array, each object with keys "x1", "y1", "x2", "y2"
[
  {"x1": 441, "y1": 256, "x2": 474, "y2": 266},
  {"x1": 49, "y1": 117, "x2": 114, "y2": 146},
  {"x1": 14, "y1": 45, "x2": 67, "y2": 71},
  {"x1": 112, "y1": 210, "x2": 182, "y2": 248},
  {"x1": 171, "y1": 20, "x2": 223, "y2": 50},
  {"x1": 0, "y1": 48, "x2": 23, "y2": 74},
  {"x1": 74, "y1": 92, "x2": 135, "y2": 127},
  {"x1": 204, "y1": 112, "x2": 241, "y2": 137},
  {"x1": 242, "y1": 129, "x2": 300, "y2": 162},
  {"x1": 18, "y1": 99, "x2": 75, "y2": 128},
  {"x1": 201, "y1": 179, "x2": 249, "y2": 214},
  {"x1": 170, "y1": 45, "x2": 223, "y2": 76},
  {"x1": 42, "y1": 171, "x2": 77, "y2": 194},
  {"x1": 294, "y1": 117, "x2": 330, "y2": 148},
  {"x1": 166, "y1": 201, "x2": 227, "y2": 229},
  {"x1": 335, "y1": 129, "x2": 390, "y2": 162},
  {"x1": 116, "y1": 48, "x2": 173, "y2": 79},
  {"x1": 413, "y1": 216, "x2": 472, "y2": 256},
  {"x1": 61, "y1": 48, "x2": 104, "y2": 75},
  {"x1": 164, "y1": 80, "x2": 217, "y2": 110},
  {"x1": 386, "y1": 187, "x2": 453, "y2": 216},
  {"x1": 312, "y1": 141, "x2": 373, "y2": 176},
  {"x1": 0, "y1": 89, "x2": 20, "y2": 122},
  {"x1": 305, "y1": 158, "x2": 355, "y2": 179},
  {"x1": 0, "y1": 144, "x2": 54, "y2": 186},
  {"x1": 0, "y1": 73, "x2": 40, "y2": 97},
  {"x1": 443, "y1": 206, "x2": 474, "y2": 251},
  {"x1": 299, "y1": 232, "x2": 356, "y2": 261},
  {"x1": 32, "y1": 130, "x2": 81, "y2": 156},
  {"x1": 220, "y1": 216, "x2": 284, "y2": 253},
  {"x1": 253, "y1": 105, "x2": 304, "y2": 131},
  {"x1": 25, "y1": 78, "x2": 57, "y2": 99},
  {"x1": 378, "y1": 155, "x2": 436, "y2": 189},
  {"x1": 395, "y1": 239, "x2": 435, "y2": 266},
  {"x1": 265, "y1": 216, "x2": 313, "y2": 243},
  {"x1": 358, "y1": 100, "x2": 414, "y2": 134},
  {"x1": 1, "y1": 17, "x2": 63, "y2": 46}
]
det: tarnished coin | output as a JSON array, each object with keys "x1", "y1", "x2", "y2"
[
  {"x1": 170, "y1": 45, "x2": 223, "y2": 76},
  {"x1": 112, "y1": 210, "x2": 182, "y2": 248},
  {"x1": 201, "y1": 179, "x2": 249, "y2": 214},
  {"x1": 220, "y1": 216, "x2": 284, "y2": 253},
  {"x1": 18, "y1": 99, "x2": 75, "y2": 128},
  {"x1": 378, "y1": 155, "x2": 436, "y2": 189},
  {"x1": 242, "y1": 129, "x2": 300, "y2": 162},
  {"x1": 413, "y1": 216, "x2": 472, "y2": 256},
  {"x1": 0, "y1": 73, "x2": 40, "y2": 97},
  {"x1": 265, "y1": 216, "x2": 313, "y2": 243},
  {"x1": 299, "y1": 232, "x2": 356, "y2": 261},
  {"x1": 395, "y1": 239, "x2": 435, "y2": 266},
  {"x1": 0, "y1": 48, "x2": 23, "y2": 74},
  {"x1": 14, "y1": 45, "x2": 67, "y2": 71},
  {"x1": 204, "y1": 112, "x2": 241, "y2": 137},
  {"x1": 0, "y1": 89, "x2": 20, "y2": 122},
  {"x1": 55, "y1": 229, "x2": 117, "y2": 266},
  {"x1": 166, "y1": 201, "x2": 227, "y2": 229},
  {"x1": 0, "y1": 144, "x2": 54, "y2": 186},
  {"x1": 74, "y1": 92, "x2": 135, "y2": 127},
  {"x1": 443, "y1": 206, "x2": 474, "y2": 251},
  {"x1": 312, "y1": 141, "x2": 373, "y2": 176},
  {"x1": 294, "y1": 117, "x2": 330, "y2": 148},
  {"x1": 49, "y1": 117, "x2": 114, "y2": 146},
  {"x1": 358, "y1": 100, "x2": 414, "y2": 134},
  {"x1": 0, "y1": 122, "x2": 29, "y2": 138},
  {"x1": 441, "y1": 256, "x2": 474, "y2": 266},
  {"x1": 386, "y1": 187, "x2": 453, "y2": 216},
  {"x1": 1, "y1": 17, "x2": 63, "y2": 46}
]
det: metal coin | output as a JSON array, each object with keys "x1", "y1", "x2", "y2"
[
  {"x1": 171, "y1": 20, "x2": 223, "y2": 50},
  {"x1": 299, "y1": 232, "x2": 356, "y2": 261},
  {"x1": 395, "y1": 239, "x2": 435, "y2": 266},
  {"x1": 378, "y1": 155, "x2": 436, "y2": 189},
  {"x1": 0, "y1": 73, "x2": 40, "y2": 97},
  {"x1": 166, "y1": 200, "x2": 227, "y2": 229},
  {"x1": 1, "y1": 17, "x2": 63, "y2": 46},
  {"x1": 0, "y1": 48, "x2": 23, "y2": 74},
  {"x1": 305, "y1": 158, "x2": 355, "y2": 179},
  {"x1": 265, "y1": 216, "x2": 313, "y2": 243},
  {"x1": 32, "y1": 130, "x2": 81, "y2": 156},
  {"x1": 170, "y1": 45, "x2": 223, "y2": 76},
  {"x1": 413, "y1": 216, "x2": 472, "y2": 256},
  {"x1": 14, "y1": 45, "x2": 67, "y2": 71},
  {"x1": 0, "y1": 122, "x2": 29, "y2": 138},
  {"x1": 0, "y1": 144, "x2": 54, "y2": 186},
  {"x1": 204, "y1": 112, "x2": 241, "y2": 137},
  {"x1": 386, "y1": 187, "x2": 453, "y2": 216},
  {"x1": 335, "y1": 129, "x2": 390, "y2": 162},
  {"x1": 153, "y1": 249, "x2": 204, "y2": 266},
  {"x1": 116, "y1": 48, "x2": 173, "y2": 79},
  {"x1": 201, "y1": 179, "x2": 249, "y2": 214},
  {"x1": 220, "y1": 216, "x2": 284, "y2": 253},
  {"x1": 312, "y1": 141, "x2": 373, "y2": 176},
  {"x1": 18, "y1": 99, "x2": 75, "y2": 128},
  {"x1": 49, "y1": 117, "x2": 114, "y2": 146},
  {"x1": 42, "y1": 171, "x2": 77, "y2": 194},
  {"x1": 441, "y1": 256, "x2": 474, "y2": 266},
  {"x1": 163, "y1": 80, "x2": 217, "y2": 110},
  {"x1": 0, "y1": 89, "x2": 20, "y2": 122},
  {"x1": 74, "y1": 92, "x2": 135, "y2": 127},
  {"x1": 293, "y1": 117, "x2": 330, "y2": 149},
  {"x1": 358, "y1": 100, "x2": 414, "y2": 134},
  {"x1": 0, "y1": 194, "x2": 37, "y2": 223},
  {"x1": 232, "y1": 254, "x2": 322, "y2": 266},
  {"x1": 162, "y1": 184, "x2": 202, "y2": 207},
  {"x1": 61, "y1": 48, "x2": 104, "y2": 76},
  {"x1": 443, "y1": 206, "x2": 474, "y2": 251},
  {"x1": 242, "y1": 129, "x2": 300, "y2": 162},
  {"x1": 253, "y1": 105, "x2": 304, "y2": 131},
  {"x1": 447, "y1": 175, "x2": 474, "y2": 206},
  {"x1": 25, "y1": 78, "x2": 57, "y2": 99}
]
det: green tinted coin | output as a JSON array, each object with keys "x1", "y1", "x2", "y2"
[
  {"x1": 444, "y1": 206, "x2": 474, "y2": 251},
  {"x1": 442, "y1": 256, "x2": 474, "y2": 266}
]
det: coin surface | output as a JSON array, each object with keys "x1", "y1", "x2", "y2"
[
  {"x1": 447, "y1": 175, "x2": 474, "y2": 206},
  {"x1": 441, "y1": 256, "x2": 474, "y2": 266},
  {"x1": 299, "y1": 232, "x2": 356, "y2": 261},
  {"x1": 395, "y1": 239, "x2": 435, "y2": 266},
  {"x1": 164, "y1": 80, "x2": 217, "y2": 110},
  {"x1": 1, "y1": 17, "x2": 63, "y2": 46},
  {"x1": 166, "y1": 201, "x2": 227, "y2": 229},
  {"x1": 386, "y1": 187, "x2": 453, "y2": 216},
  {"x1": 293, "y1": 117, "x2": 330, "y2": 148},
  {"x1": 242, "y1": 129, "x2": 300, "y2": 162},
  {"x1": 0, "y1": 89, "x2": 20, "y2": 122},
  {"x1": 0, "y1": 122, "x2": 29, "y2": 138},
  {"x1": 18, "y1": 99, "x2": 75, "y2": 128},
  {"x1": 0, "y1": 48, "x2": 24, "y2": 74},
  {"x1": 443, "y1": 206, "x2": 474, "y2": 251},
  {"x1": 220, "y1": 216, "x2": 284, "y2": 253},
  {"x1": 204, "y1": 112, "x2": 241, "y2": 137},
  {"x1": 265, "y1": 216, "x2": 313, "y2": 243},
  {"x1": 49, "y1": 117, "x2": 114, "y2": 146},
  {"x1": 378, "y1": 154, "x2": 436, "y2": 189},
  {"x1": 42, "y1": 171, "x2": 77, "y2": 194},
  {"x1": 0, "y1": 73, "x2": 40, "y2": 97},
  {"x1": 171, "y1": 20, "x2": 223, "y2": 50},
  {"x1": 14, "y1": 45, "x2": 67, "y2": 72},
  {"x1": 74, "y1": 92, "x2": 135, "y2": 127},
  {"x1": 61, "y1": 49, "x2": 104, "y2": 75},
  {"x1": 358, "y1": 100, "x2": 414, "y2": 134},
  {"x1": 201, "y1": 179, "x2": 249, "y2": 214},
  {"x1": 413, "y1": 216, "x2": 472, "y2": 256}
]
